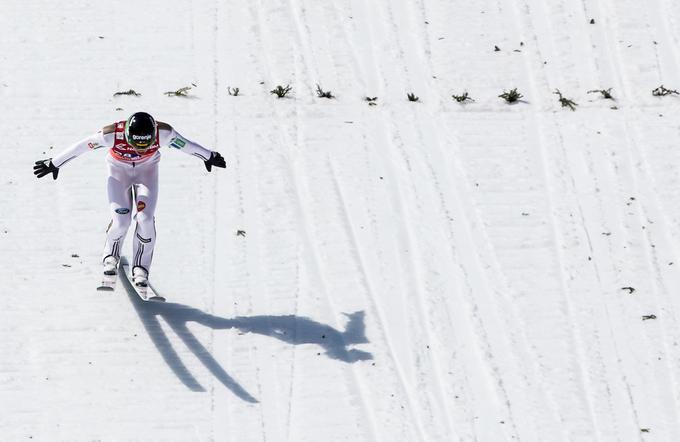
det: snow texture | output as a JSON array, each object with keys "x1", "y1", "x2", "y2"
[{"x1": 3, "y1": 0, "x2": 680, "y2": 440}]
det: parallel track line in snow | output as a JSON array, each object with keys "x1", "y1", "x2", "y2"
[
  {"x1": 277, "y1": 126, "x2": 379, "y2": 441},
  {"x1": 349, "y1": 116, "x2": 461, "y2": 438},
  {"x1": 276, "y1": 4, "x2": 317, "y2": 440},
  {"x1": 325, "y1": 157, "x2": 427, "y2": 442},
  {"x1": 422, "y1": 102, "x2": 563, "y2": 439},
  {"x1": 327, "y1": 5, "x2": 434, "y2": 437},
  {"x1": 554, "y1": 114, "x2": 633, "y2": 438},
  {"x1": 505, "y1": 0, "x2": 604, "y2": 438},
  {"x1": 617, "y1": 117, "x2": 680, "y2": 437},
  {"x1": 365, "y1": 3, "x2": 470, "y2": 434},
  {"x1": 514, "y1": 1, "x2": 620, "y2": 433},
  {"x1": 434, "y1": 112, "x2": 555, "y2": 441},
  {"x1": 351, "y1": 0, "x2": 514, "y2": 437},
  {"x1": 245, "y1": 4, "x2": 301, "y2": 440},
  {"x1": 209, "y1": 0, "x2": 221, "y2": 437},
  {"x1": 285, "y1": 2, "x2": 384, "y2": 440},
  {"x1": 389, "y1": 105, "x2": 525, "y2": 439},
  {"x1": 579, "y1": 0, "x2": 653, "y2": 435},
  {"x1": 591, "y1": 0, "x2": 680, "y2": 436},
  {"x1": 644, "y1": 0, "x2": 680, "y2": 77}
]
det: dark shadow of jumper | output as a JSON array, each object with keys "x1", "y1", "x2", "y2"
[{"x1": 119, "y1": 271, "x2": 372, "y2": 403}]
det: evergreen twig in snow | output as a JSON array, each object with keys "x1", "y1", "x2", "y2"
[
  {"x1": 587, "y1": 88, "x2": 614, "y2": 100},
  {"x1": 270, "y1": 84, "x2": 292, "y2": 98},
  {"x1": 498, "y1": 88, "x2": 523, "y2": 103},
  {"x1": 553, "y1": 89, "x2": 578, "y2": 111},
  {"x1": 652, "y1": 85, "x2": 679, "y2": 96},
  {"x1": 316, "y1": 84, "x2": 334, "y2": 99},
  {"x1": 164, "y1": 86, "x2": 192, "y2": 97},
  {"x1": 113, "y1": 89, "x2": 141, "y2": 97},
  {"x1": 365, "y1": 96, "x2": 378, "y2": 106},
  {"x1": 451, "y1": 92, "x2": 474, "y2": 103}
]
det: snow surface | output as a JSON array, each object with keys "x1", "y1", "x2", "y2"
[{"x1": 3, "y1": 0, "x2": 680, "y2": 440}]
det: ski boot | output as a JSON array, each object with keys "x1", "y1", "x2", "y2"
[
  {"x1": 103, "y1": 256, "x2": 119, "y2": 276},
  {"x1": 132, "y1": 266, "x2": 149, "y2": 287}
]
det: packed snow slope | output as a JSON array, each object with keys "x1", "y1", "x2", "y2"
[{"x1": 3, "y1": 0, "x2": 680, "y2": 440}]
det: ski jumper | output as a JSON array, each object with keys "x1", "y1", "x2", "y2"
[{"x1": 50, "y1": 121, "x2": 214, "y2": 274}]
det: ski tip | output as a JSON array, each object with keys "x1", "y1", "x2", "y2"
[
  {"x1": 147, "y1": 296, "x2": 166, "y2": 302},
  {"x1": 97, "y1": 286, "x2": 115, "y2": 292}
]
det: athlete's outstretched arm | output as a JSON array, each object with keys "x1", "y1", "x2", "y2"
[
  {"x1": 33, "y1": 125, "x2": 115, "y2": 179},
  {"x1": 158, "y1": 122, "x2": 226, "y2": 171}
]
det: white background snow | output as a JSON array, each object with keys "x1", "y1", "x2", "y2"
[{"x1": 2, "y1": 0, "x2": 680, "y2": 440}]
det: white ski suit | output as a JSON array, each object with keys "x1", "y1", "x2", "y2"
[{"x1": 50, "y1": 122, "x2": 214, "y2": 274}]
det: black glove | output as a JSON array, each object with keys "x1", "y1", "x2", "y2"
[
  {"x1": 204, "y1": 151, "x2": 226, "y2": 172},
  {"x1": 33, "y1": 159, "x2": 59, "y2": 180}
]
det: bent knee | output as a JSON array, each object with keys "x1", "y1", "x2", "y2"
[{"x1": 110, "y1": 208, "x2": 132, "y2": 227}]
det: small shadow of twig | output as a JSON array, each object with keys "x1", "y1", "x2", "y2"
[{"x1": 119, "y1": 265, "x2": 372, "y2": 403}]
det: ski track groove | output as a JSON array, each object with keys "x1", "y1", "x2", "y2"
[
  {"x1": 594, "y1": 0, "x2": 680, "y2": 436},
  {"x1": 402, "y1": 3, "x2": 552, "y2": 434},
  {"x1": 209, "y1": 0, "x2": 220, "y2": 438},
  {"x1": 436, "y1": 111, "x2": 560, "y2": 441},
  {"x1": 395, "y1": 8, "x2": 478, "y2": 438},
  {"x1": 290, "y1": 7, "x2": 377, "y2": 436},
  {"x1": 366, "y1": 3, "x2": 463, "y2": 438},
  {"x1": 325, "y1": 157, "x2": 428, "y2": 442},
  {"x1": 363, "y1": 4, "x2": 472, "y2": 439},
  {"x1": 362, "y1": 113, "x2": 452, "y2": 440},
  {"x1": 395, "y1": 109, "x2": 520, "y2": 440},
  {"x1": 291, "y1": 1, "x2": 425, "y2": 440},
  {"x1": 614, "y1": 120, "x2": 678, "y2": 439},
  {"x1": 411, "y1": 103, "x2": 563, "y2": 440},
  {"x1": 288, "y1": 140, "x2": 379, "y2": 442},
  {"x1": 366, "y1": 125, "x2": 477, "y2": 440},
  {"x1": 381, "y1": 95, "x2": 524, "y2": 440},
  {"x1": 422, "y1": 2, "x2": 566, "y2": 438},
  {"x1": 379, "y1": 101, "x2": 482, "y2": 441},
  {"x1": 583, "y1": 0, "x2": 653, "y2": 436},
  {"x1": 234, "y1": 3, "x2": 294, "y2": 440},
  {"x1": 508, "y1": 0, "x2": 644, "y2": 437},
  {"x1": 557, "y1": 114, "x2": 633, "y2": 440},
  {"x1": 619, "y1": 110, "x2": 680, "y2": 437},
  {"x1": 514, "y1": 2, "x2": 613, "y2": 438},
  {"x1": 358, "y1": 0, "x2": 509, "y2": 438},
  {"x1": 285, "y1": 2, "x2": 375, "y2": 440},
  {"x1": 252, "y1": 1, "x2": 376, "y2": 440}
]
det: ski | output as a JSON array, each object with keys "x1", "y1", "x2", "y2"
[
  {"x1": 97, "y1": 272, "x2": 118, "y2": 292},
  {"x1": 121, "y1": 258, "x2": 165, "y2": 302}
]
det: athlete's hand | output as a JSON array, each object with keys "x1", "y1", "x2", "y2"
[
  {"x1": 33, "y1": 159, "x2": 59, "y2": 180},
  {"x1": 204, "y1": 151, "x2": 226, "y2": 172}
]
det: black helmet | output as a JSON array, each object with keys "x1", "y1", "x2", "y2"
[{"x1": 125, "y1": 112, "x2": 157, "y2": 151}]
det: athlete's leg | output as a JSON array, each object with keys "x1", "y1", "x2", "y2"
[
  {"x1": 102, "y1": 174, "x2": 133, "y2": 263},
  {"x1": 131, "y1": 162, "x2": 159, "y2": 273}
]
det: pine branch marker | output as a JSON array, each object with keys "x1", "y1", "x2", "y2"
[
  {"x1": 499, "y1": 88, "x2": 523, "y2": 103},
  {"x1": 553, "y1": 89, "x2": 578, "y2": 111},
  {"x1": 587, "y1": 88, "x2": 614, "y2": 100},
  {"x1": 365, "y1": 96, "x2": 378, "y2": 106},
  {"x1": 164, "y1": 86, "x2": 192, "y2": 97},
  {"x1": 452, "y1": 92, "x2": 474, "y2": 103},
  {"x1": 270, "y1": 84, "x2": 292, "y2": 98},
  {"x1": 652, "y1": 85, "x2": 679, "y2": 96},
  {"x1": 316, "y1": 84, "x2": 334, "y2": 99},
  {"x1": 113, "y1": 89, "x2": 141, "y2": 97}
]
